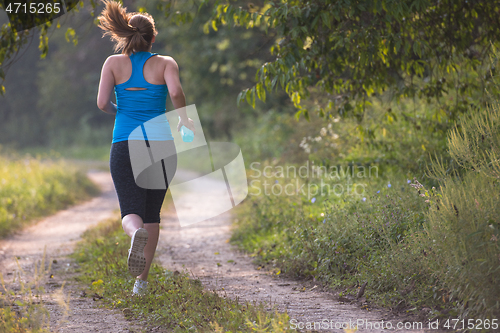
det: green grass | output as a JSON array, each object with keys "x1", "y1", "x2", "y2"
[
  {"x1": 231, "y1": 164, "x2": 493, "y2": 323},
  {"x1": 233, "y1": 98, "x2": 450, "y2": 178},
  {"x1": 228, "y1": 90, "x2": 500, "y2": 324},
  {"x1": 0, "y1": 250, "x2": 53, "y2": 333},
  {"x1": 0, "y1": 153, "x2": 99, "y2": 238},
  {"x1": 234, "y1": 168, "x2": 437, "y2": 307},
  {"x1": 17, "y1": 144, "x2": 111, "y2": 162},
  {"x1": 420, "y1": 105, "x2": 500, "y2": 320},
  {"x1": 71, "y1": 215, "x2": 293, "y2": 332},
  {"x1": 232, "y1": 159, "x2": 500, "y2": 324}
]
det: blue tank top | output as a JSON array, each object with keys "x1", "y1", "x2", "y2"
[{"x1": 112, "y1": 51, "x2": 174, "y2": 143}]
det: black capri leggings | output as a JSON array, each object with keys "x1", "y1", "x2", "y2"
[{"x1": 110, "y1": 140, "x2": 177, "y2": 223}]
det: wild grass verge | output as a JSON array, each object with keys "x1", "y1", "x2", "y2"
[
  {"x1": 231, "y1": 105, "x2": 500, "y2": 328},
  {"x1": 0, "y1": 153, "x2": 99, "y2": 238},
  {"x1": 0, "y1": 249, "x2": 53, "y2": 333},
  {"x1": 17, "y1": 145, "x2": 111, "y2": 162},
  {"x1": 232, "y1": 173, "x2": 441, "y2": 316},
  {"x1": 71, "y1": 215, "x2": 292, "y2": 332}
]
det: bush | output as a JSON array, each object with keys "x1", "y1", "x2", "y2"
[
  {"x1": 0, "y1": 152, "x2": 99, "y2": 238},
  {"x1": 232, "y1": 102, "x2": 500, "y2": 320},
  {"x1": 233, "y1": 169, "x2": 439, "y2": 309},
  {"x1": 424, "y1": 105, "x2": 500, "y2": 320}
]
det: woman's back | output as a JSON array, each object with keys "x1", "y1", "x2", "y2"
[
  {"x1": 111, "y1": 52, "x2": 168, "y2": 86},
  {"x1": 96, "y1": 0, "x2": 192, "y2": 141},
  {"x1": 111, "y1": 51, "x2": 173, "y2": 143}
]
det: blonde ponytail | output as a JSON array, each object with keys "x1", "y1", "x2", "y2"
[{"x1": 97, "y1": 0, "x2": 157, "y2": 55}]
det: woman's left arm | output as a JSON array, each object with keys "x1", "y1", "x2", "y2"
[{"x1": 97, "y1": 56, "x2": 117, "y2": 115}]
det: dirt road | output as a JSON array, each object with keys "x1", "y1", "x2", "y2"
[{"x1": 0, "y1": 170, "x2": 434, "y2": 332}]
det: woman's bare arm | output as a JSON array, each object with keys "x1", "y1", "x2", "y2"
[
  {"x1": 97, "y1": 56, "x2": 117, "y2": 115},
  {"x1": 163, "y1": 56, "x2": 195, "y2": 133}
]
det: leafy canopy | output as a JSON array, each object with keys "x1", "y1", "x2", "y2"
[
  {"x1": 202, "y1": 0, "x2": 500, "y2": 124},
  {"x1": 3, "y1": 0, "x2": 500, "y2": 134}
]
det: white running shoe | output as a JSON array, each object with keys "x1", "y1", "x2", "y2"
[
  {"x1": 132, "y1": 278, "x2": 148, "y2": 296},
  {"x1": 127, "y1": 228, "x2": 148, "y2": 277}
]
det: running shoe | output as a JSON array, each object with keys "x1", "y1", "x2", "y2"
[
  {"x1": 132, "y1": 278, "x2": 148, "y2": 296},
  {"x1": 127, "y1": 228, "x2": 148, "y2": 276}
]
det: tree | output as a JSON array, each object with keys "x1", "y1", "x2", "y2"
[
  {"x1": 202, "y1": 0, "x2": 500, "y2": 128},
  {"x1": 0, "y1": 0, "x2": 90, "y2": 95}
]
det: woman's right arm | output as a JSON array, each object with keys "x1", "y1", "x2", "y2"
[
  {"x1": 163, "y1": 56, "x2": 195, "y2": 134},
  {"x1": 97, "y1": 56, "x2": 117, "y2": 115}
]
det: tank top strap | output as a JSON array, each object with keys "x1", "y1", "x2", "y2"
[{"x1": 128, "y1": 51, "x2": 159, "y2": 85}]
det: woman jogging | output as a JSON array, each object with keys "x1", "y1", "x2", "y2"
[{"x1": 96, "y1": 0, "x2": 195, "y2": 295}]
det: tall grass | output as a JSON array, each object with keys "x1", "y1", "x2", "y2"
[
  {"x1": 231, "y1": 103, "x2": 500, "y2": 323},
  {"x1": 233, "y1": 173, "x2": 436, "y2": 310},
  {"x1": 423, "y1": 104, "x2": 500, "y2": 319},
  {"x1": 0, "y1": 249, "x2": 53, "y2": 333},
  {"x1": 0, "y1": 152, "x2": 99, "y2": 238}
]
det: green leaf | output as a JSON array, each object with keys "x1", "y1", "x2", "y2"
[
  {"x1": 296, "y1": 38, "x2": 303, "y2": 49},
  {"x1": 211, "y1": 20, "x2": 218, "y2": 32},
  {"x1": 203, "y1": 21, "x2": 210, "y2": 34},
  {"x1": 294, "y1": 109, "x2": 302, "y2": 120},
  {"x1": 251, "y1": 86, "x2": 256, "y2": 108},
  {"x1": 256, "y1": 82, "x2": 266, "y2": 103},
  {"x1": 413, "y1": 41, "x2": 421, "y2": 57},
  {"x1": 466, "y1": 230, "x2": 483, "y2": 240},
  {"x1": 303, "y1": 109, "x2": 310, "y2": 121},
  {"x1": 65, "y1": 28, "x2": 78, "y2": 46},
  {"x1": 271, "y1": 76, "x2": 279, "y2": 90},
  {"x1": 311, "y1": 15, "x2": 320, "y2": 29},
  {"x1": 245, "y1": 88, "x2": 252, "y2": 106},
  {"x1": 321, "y1": 12, "x2": 331, "y2": 29},
  {"x1": 237, "y1": 90, "x2": 244, "y2": 106}
]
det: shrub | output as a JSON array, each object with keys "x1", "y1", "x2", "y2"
[
  {"x1": 424, "y1": 105, "x2": 500, "y2": 320},
  {"x1": 0, "y1": 153, "x2": 99, "y2": 238}
]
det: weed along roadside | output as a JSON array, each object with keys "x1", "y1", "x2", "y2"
[
  {"x1": 72, "y1": 215, "x2": 293, "y2": 332},
  {"x1": 228, "y1": 104, "x2": 500, "y2": 331},
  {"x1": 155, "y1": 186, "x2": 438, "y2": 333},
  {"x1": 0, "y1": 170, "x2": 131, "y2": 332},
  {"x1": 0, "y1": 152, "x2": 99, "y2": 239}
]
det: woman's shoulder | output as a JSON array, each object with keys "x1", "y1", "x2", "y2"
[
  {"x1": 102, "y1": 54, "x2": 129, "y2": 68},
  {"x1": 155, "y1": 55, "x2": 179, "y2": 68},
  {"x1": 154, "y1": 54, "x2": 176, "y2": 62}
]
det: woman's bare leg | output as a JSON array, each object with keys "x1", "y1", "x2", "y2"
[
  {"x1": 122, "y1": 214, "x2": 160, "y2": 281},
  {"x1": 122, "y1": 213, "x2": 144, "y2": 237},
  {"x1": 137, "y1": 223, "x2": 160, "y2": 281}
]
